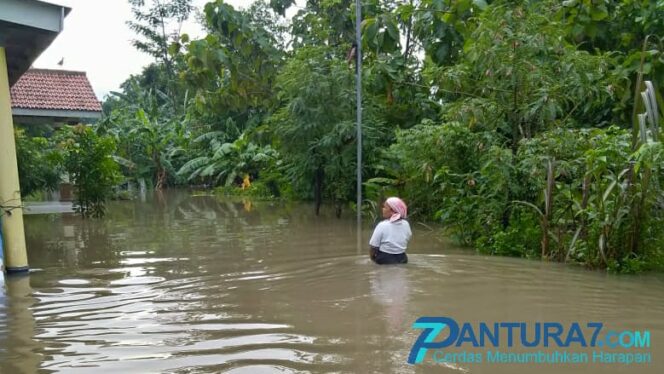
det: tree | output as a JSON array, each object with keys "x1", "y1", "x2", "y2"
[
  {"x1": 14, "y1": 128, "x2": 61, "y2": 198},
  {"x1": 127, "y1": 0, "x2": 193, "y2": 101},
  {"x1": 182, "y1": 0, "x2": 285, "y2": 135},
  {"x1": 290, "y1": 0, "x2": 355, "y2": 49},
  {"x1": 177, "y1": 131, "x2": 278, "y2": 187},
  {"x1": 555, "y1": 0, "x2": 664, "y2": 123},
  {"x1": 271, "y1": 46, "x2": 394, "y2": 216},
  {"x1": 57, "y1": 125, "x2": 121, "y2": 218},
  {"x1": 101, "y1": 79, "x2": 189, "y2": 189},
  {"x1": 427, "y1": 1, "x2": 617, "y2": 150}
]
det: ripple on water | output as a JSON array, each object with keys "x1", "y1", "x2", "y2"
[
  {"x1": 11, "y1": 198, "x2": 664, "y2": 374},
  {"x1": 222, "y1": 365, "x2": 306, "y2": 374},
  {"x1": 58, "y1": 279, "x2": 91, "y2": 286},
  {"x1": 110, "y1": 276, "x2": 166, "y2": 286}
]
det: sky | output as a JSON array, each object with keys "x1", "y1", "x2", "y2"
[{"x1": 33, "y1": 0, "x2": 271, "y2": 100}]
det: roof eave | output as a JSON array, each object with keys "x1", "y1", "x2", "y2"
[
  {"x1": 0, "y1": 0, "x2": 71, "y2": 85},
  {"x1": 12, "y1": 108, "x2": 102, "y2": 125}
]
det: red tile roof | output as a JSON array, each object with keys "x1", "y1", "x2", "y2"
[{"x1": 10, "y1": 69, "x2": 102, "y2": 112}]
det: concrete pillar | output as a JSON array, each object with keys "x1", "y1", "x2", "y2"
[{"x1": 0, "y1": 47, "x2": 29, "y2": 273}]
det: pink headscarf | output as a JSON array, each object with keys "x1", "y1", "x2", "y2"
[{"x1": 386, "y1": 197, "x2": 408, "y2": 222}]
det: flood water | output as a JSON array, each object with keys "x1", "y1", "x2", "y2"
[{"x1": 1, "y1": 191, "x2": 663, "y2": 373}]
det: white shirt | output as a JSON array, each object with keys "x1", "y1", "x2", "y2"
[{"x1": 369, "y1": 219, "x2": 412, "y2": 254}]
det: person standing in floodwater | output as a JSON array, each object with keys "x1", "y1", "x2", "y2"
[{"x1": 369, "y1": 197, "x2": 411, "y2": 264}]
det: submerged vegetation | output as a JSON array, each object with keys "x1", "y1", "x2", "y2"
[{"x1": 16, "y1": 0, "x2": 664, "y2": 272}]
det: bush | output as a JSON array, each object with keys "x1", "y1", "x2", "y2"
[
  {"x1": 57, "y1": 125, "x2": 122, "y2": 218},
  {"x1": 15, "y1": 129, "x2": 61, "y2": 198}
]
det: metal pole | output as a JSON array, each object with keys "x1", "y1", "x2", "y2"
[{"x1": 355, "y1": 0, "x2": 362, "y2": 225}]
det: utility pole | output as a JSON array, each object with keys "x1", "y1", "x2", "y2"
[{"x1": 355, "y1": 0, "x2": 362, "y2": 225}]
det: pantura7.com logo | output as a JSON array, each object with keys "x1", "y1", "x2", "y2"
[{"x1": 409, "y1": 317, "x2": 651, "y2": 366}]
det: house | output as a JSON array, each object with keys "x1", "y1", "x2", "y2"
[
  {"x1": 11, "y1": 68, "x2": 102, "y2": 125},
  {"x1": 1, "y1": 0, "x2": 71, "y2": 273}
]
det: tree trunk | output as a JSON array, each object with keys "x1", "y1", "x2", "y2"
[
  {"x1": 542, "y1": 160, "x2": 555, "y2": 258},
  {"x1": 155, "y1": 168, "x2": 167, "y2": 190},
  {"x1": 314, "y1": 167, "x2": 324, "y2": 216},
  {"x1": 335, "y1": 200, "x2": 342, "y2": 218}
]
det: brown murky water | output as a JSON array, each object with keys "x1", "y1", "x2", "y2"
[{"x1": 1, "y1": 191, "x2": 662, "y2": 373}]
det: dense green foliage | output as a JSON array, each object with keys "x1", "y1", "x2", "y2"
[
  {"x1": 15, "y1": 124, "x2": 122, "y2": 217},
  {"x1": 14, "y1": 128, "x2": 61, "y2": 198},
  {"x1": 101, "y1": 80, "x2": 190, "y2": 188},
  {"x1": 56, "y1": 126, "x2": 122, "y2": 218},
  {"x1": 18, "y1": 0, "x2": 661, "y2": 271}
]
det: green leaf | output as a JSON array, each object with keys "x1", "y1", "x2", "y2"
[
  {"x1": 386, "y1": 20, "x2": 400, "y2": 42},
  {"x1": 220, "y1": 142, "x2": 235, "y2": 155},
  {"x1": 201, "y1": 163, "x2": 217, "y2": 177},
  {"x1": 590, "y1": 6, "x2": 608, "y2": 21},
  {"x1": 363, "y1": 19, "x2": 379, "y2": 46},
  {"x1": 457, "y1": 0, "x2": 471, "y2": 13},
  {"x1": 472, "y1": 0, "x2": 488, "y2": 10}
]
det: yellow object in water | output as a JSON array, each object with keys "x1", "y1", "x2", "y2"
[{"x1": 241, "y1": 174, "x2": 251, "y2": 190}]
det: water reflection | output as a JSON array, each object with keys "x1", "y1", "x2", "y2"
[
  {"x1": 0, "y1": 190, "x2": 661, "y2": 373},
  {"x1": 0, "y1": 275, "x2": 42, "y2": 374},
  {"x1": 371, "y1": 266, "x2": 409, "y2": 332}
]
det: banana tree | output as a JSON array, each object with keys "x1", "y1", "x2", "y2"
[{"x1": 177, "y1": 131, "x2": 277, "y2": 187}]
